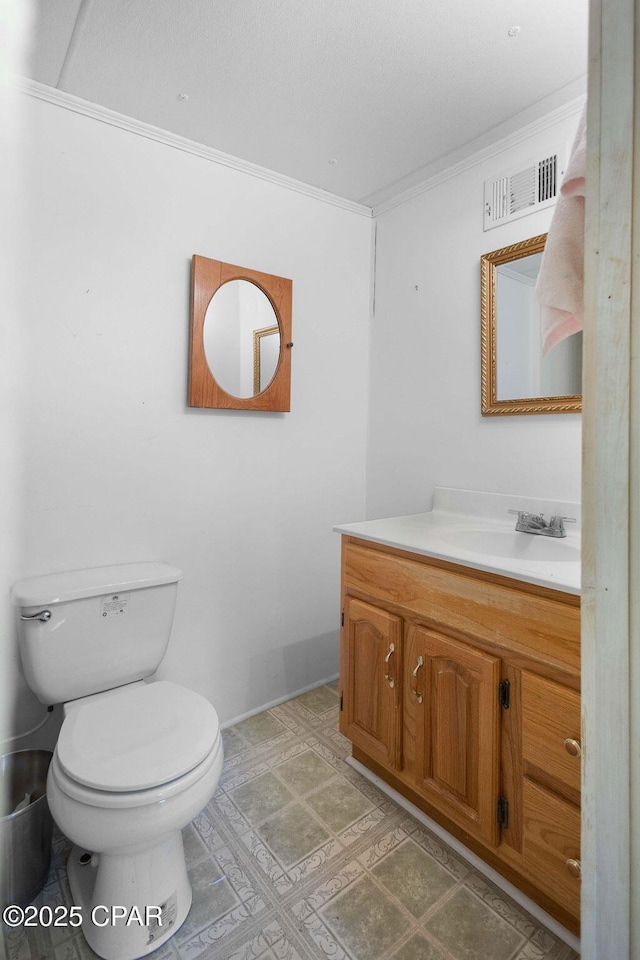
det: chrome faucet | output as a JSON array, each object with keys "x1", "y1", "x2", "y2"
[{"x1": 508, "y1": 510, "x2": 576, "y2": 538}]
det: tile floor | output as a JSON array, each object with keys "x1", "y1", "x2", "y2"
[{"x1": 2, "y1": 684, "x2": 579, "y2": 960}]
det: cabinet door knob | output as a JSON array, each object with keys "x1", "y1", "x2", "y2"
[
  {"x1": 566, "y1": 858, "x2": 581, "y2": 879},
  {"x1": 564, "y1": 738, "x2": 582, "y2": 758}
]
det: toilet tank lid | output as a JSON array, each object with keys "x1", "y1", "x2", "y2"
[{"x1": 11, "y1": 562, "x2": 183, "y2": 607}]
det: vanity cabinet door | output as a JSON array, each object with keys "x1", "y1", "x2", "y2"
[
  {"x1": 340, "y1": 597, "x2": 403, "y2": 769},
  {"x1": 405, "y1": 624, "x2": 501, "y2": 846}
]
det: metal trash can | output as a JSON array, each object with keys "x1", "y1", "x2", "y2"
[{"x1": 0, "y1": 750, "x2": 54, "y2": 907}]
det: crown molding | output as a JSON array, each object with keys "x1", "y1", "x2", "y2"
[
  {"x1": 372, "y1": 95, "x2": 586, "y2": 217},
  {"x1": 15, "y1": 77, "x2": 586, "y2": 223},
  {"x1": 15, "y1": 77, "x2": 374, "y2": 219}
]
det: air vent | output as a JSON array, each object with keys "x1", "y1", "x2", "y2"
[{"x1": 483, "y1": 148, "x2": 565, "y2": 230}]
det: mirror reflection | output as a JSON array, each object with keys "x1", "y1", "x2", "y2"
[
  {"x1": 253, "y1": 325, "x2": 280, "y2": 394},
  {"x1": 204, "y1": 280, "x2": 280, "y2": 398},
  {"x1": 496, "y1": 252, "x2": 582, "y2": 400},
  {"x1": 481, "y1": 234, "x2": 582, "y2": 416}
]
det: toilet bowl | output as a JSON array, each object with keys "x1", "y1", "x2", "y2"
[
  {"x1": 46, "y1": 681, "x2": 223, "y2": 960},
  {"x1": 12, "y1": 562, "x2": 224, "y2": 960}
]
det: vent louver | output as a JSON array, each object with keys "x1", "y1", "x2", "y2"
[{"x1": 483, "y1": 148, "x2": 565, "y2": 230}]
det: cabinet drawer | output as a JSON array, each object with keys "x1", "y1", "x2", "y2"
[
  {"x1": 342, "y1": 540, "x2": 580, "y2": 671},
  {"x1": 522, "y1": 778, "x2": 581, "y2": 919},
  {"x1": 522, "y1": 672, "x2": 581, "y2": 794}
]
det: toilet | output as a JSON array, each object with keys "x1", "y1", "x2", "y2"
[{"x1": 12, "y1": 562, "x2": 223, "y2": 960}]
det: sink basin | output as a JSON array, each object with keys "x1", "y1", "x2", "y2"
[{"x1": 441, "y1": 528, "x2": 580, "y2": 563}]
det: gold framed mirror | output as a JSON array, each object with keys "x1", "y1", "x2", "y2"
[
  {"x1": 481, "y1": 234, "x2": 582, "y2": 416},
  {"x1": 253, "y1": 325, "x2": 279, "y2": 395},
  {"x1": 189, "y1": 256, "x2": 292, "y2": 412}
]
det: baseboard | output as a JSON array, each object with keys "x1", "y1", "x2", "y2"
[{"x1": 220, "y1": 674, "x2": 339, "y2": 730}]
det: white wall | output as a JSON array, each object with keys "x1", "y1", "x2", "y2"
[
  {"x1": 4, "y1": 93, "x2": 371, "y2": 743},
  {"x1": 368, "y1": 105, "x2": 583, "y2": 519},
  {"x1": 0, "y1": 2, "x2": 49, "y2": 751}
]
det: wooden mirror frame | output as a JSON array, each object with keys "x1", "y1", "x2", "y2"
[
  {"x1": 481, "y1": 234, "x2": 582, "y2": 416},
  {"x1": 189, "y1": 256, "x2": 292, "y2": 411}
]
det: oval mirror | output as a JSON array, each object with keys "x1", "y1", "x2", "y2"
[{"x1": 203, "y1": 279, "x2": 281, "y2": 398}]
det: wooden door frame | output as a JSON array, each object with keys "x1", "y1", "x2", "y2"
[{"x1": 581, "y1": 0, "x2": 638, "y2": 956}]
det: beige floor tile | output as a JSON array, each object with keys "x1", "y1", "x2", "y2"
[
  {"x1": 176, "y1": 858, "x2": 239, "y2": 942},
  {"x1": 183, "y1": 821, "x2": 217, "y2": 865},
  {"x1": 230, "y1": 771, "x2": 295, "y2": 825},
  {"x1": 295, "y1": 686, "x2": 340, "y2": 717},
  {"x1": 224, "y1": 920, "x2": 307, "y2": 960},
  {"x1": 258, "y1": 802, "x2": 333, "y2": 867},
  {"x1": 371, "y1": 837, "x2": 458, "y2": 918},
  {"x1": 306, "y1": 778, "x2": 375, "y2": 833},
  {"x1": 275, "y1": 749, "x2": 336, "y2": 795},
  {"x1": 234, "y1": 712, "x2": 288, "y2": 745},
  {"x1": 222, "y1": 727, "x2": 248, "y2": 760},
  {"x1": 425, "y1": 886, "x2": 525, "y2": 960},
  {"x1": 319, "y1": 874, "x2": 410, "y2": 960},
  {"x1": 391, "y1": 932, "x2": 448, "y2": 960}
]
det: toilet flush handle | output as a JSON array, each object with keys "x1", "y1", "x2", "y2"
[{"x1": 20, "y1": 609, "x2": 52, "y2": 622}]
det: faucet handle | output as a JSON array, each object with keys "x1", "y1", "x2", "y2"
[
  {"x1": 508, "y1": 509, "x2": 547, "y2": 532},
  {"x1": 548, "y1": 515, "x2": 576, "y2": 537}
]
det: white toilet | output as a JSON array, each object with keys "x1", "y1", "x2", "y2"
[{"x1": 12, "y1": 562, "x2": 224, "y2": 960}]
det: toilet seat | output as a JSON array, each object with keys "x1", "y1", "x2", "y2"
[
  {"x1": 56, "y1": 680, "x2": 220, "y2": 793},
  {"x1": 49, "y1": 734, "x2": 223, "y2": 809}
]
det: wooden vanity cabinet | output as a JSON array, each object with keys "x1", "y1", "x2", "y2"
[{"x1": 338, "y1": 535, "x2": 581, "y2": 935}]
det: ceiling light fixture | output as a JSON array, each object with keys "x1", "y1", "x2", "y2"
[{"x1": 507, "y1": 26, "x2": 521, "y2": 38}]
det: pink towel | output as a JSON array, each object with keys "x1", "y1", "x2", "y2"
[{"x1": 535, "y1": 107, "x2": 586, "y2": 355}]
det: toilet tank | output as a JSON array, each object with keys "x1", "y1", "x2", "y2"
[{"x1": 12, "y1": 562, "x2": 183, "y2": 705}]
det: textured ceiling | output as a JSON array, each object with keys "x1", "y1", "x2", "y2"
[{"x1": 24, "y1": 0, "x2": 588, "y2": 206}]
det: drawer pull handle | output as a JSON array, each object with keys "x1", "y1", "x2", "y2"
[
  {"x1": 384, "y1": 643, "x2": 395, "y2": 688},
  {"x1": 566, "y1": 858, "x2": 581, "y2": 879},
  {"x1": 411, "y1": 656, "x2": 424, "y2": 704},
  {"x1": 564, "y1": 738, "x2": 582, "y2": 758}
]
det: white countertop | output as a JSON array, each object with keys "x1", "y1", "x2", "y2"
[{"x1": 334, "y1": 487, "x2": 581, "y2": 596}]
